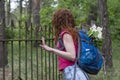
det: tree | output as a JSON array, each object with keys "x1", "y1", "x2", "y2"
[
  {"x1": 27, "y1": 0, "x2": 32, "y2": 25},
  {"x1": 33, "y1": 0, "x2": 40, "y2": 46},
  {"x1": 33, "y1": 0, "x2": 40, "y2": 26},
  {"x1": 6, "y1": 0, "x2": 11, "y2": 26},
  {"x1": 20, "y1": 0, "x2": 23, "y2": 18},
  {"x1": 98, "y1": 0, "x2": 113, "y2": 71},
  {"x1": 0, "y1": 0, "x2": 8, "y2": 67},
  {"x1": 86, "y1": 5, "x2": 98, "y2": 26}
]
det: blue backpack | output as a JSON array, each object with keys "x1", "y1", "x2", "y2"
[
  {"x1": 58, "y1": 30, "x2": 103, "y2": 75},
  {"x1": 77, "y1": 30, "x2": 103, "y2": 75}
]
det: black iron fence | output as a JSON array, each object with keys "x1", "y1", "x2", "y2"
[{"x1": 0, "y1": 20, "x2": 62, "y2": 80}]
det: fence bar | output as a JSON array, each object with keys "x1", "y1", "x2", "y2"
[
  {"x1": 30, "y1": 23, "x2": 33, "y2": 80},
  {"x1": 18, "y1": 20, "x2": 22, "y2": 80},
  {"x1": 52, "y1": 28, "x2": 55, "y2": 80},
  {"x1": 18, "y1": 41, "x2": 22, "y2": 79},
  {"x1": 0, "y1": 39, "x2": 53, "y2": 42},
  {"x1": 41, "y1": 45, "x2": 43, "y2": 80},
  {"x1": 11, "y1": 20, "x2": 14, "y2": 80},
  {"x1": 11, "y1": 40, "x2": 14, "y2": 80},
  {"x1": 25, "y1": 24, "x2": 27, "y2": 80},
  {"x1": 2, "y1": 42, "x2": 5, "y2": 80},
  {"x1": 45, "y1": 27, "x2": 47, "y2": 80},
  {"x1": 48, "y1": 27, "x2": 51, "y2": 80},
  {"x1": 40, "y1": 28, "x2": 43, "y2": 80},
  {"x1": 35, "y1": 25, "x2": 39, "y2": 80},
  {"x1": 36, "y1": 37, "x2": 39, "y2": 80}
]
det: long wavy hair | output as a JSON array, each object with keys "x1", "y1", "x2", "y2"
[{"x1": 52, "y1": 8, "x2": 78, "y2": 44}]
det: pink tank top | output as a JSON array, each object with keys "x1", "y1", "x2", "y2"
[{"x1": 57, "y1": 30, "x2": 78, "y2": 71}]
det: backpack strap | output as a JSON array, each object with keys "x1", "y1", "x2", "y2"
[
  {"x1": 77, "y1": 32, "x2": 82, "y2": 60},
  {"x1": 56, "y1": 30, "x2": 67, "y2": 50},
  {"x1": 57, "y1": 30, "x2": 71, "y2": 50},
  {"x1": 57, "y1": 37, "x2": 65, "y2": 50},
  {"x1": 73, "y1": 31, "x2": 82, "y2": 79}
]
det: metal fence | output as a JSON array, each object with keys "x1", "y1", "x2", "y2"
[{"x1": 0, "y1": 20, "x2": 62, "y2": 80}]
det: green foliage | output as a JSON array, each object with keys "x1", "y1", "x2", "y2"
[
  {"x1": 107, "y1": 0, "x2": 120, "y2": 41},
  {"x1": 57, "y1": 0, "x2": 88, "y2": 25},
  {"x1": 40, "y1": 0, "x2": 93, "y2": 27},
  {"x1": 107, "y1": 0, "x2": 120, "y2": 25},
  {"x1": 40, "y1": 7, "x2": 55, "y2": 27},
  {"x1": 5, "y1": 25, "x2": 25, "y2": 39},
  {"x1": 5, "y1": 26, "x2": 15, "y2": 39},
  {"x1": 20, "y1": 14, "x2": 29, "y2": 22}
]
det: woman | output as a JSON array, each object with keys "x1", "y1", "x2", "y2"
[{"x1": 40, "y1": 8, "x2": 89, "y2": 80}]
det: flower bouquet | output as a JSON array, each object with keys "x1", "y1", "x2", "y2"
[{"x1": 87, "y1": 24, "x2": 103, "y2": 47}]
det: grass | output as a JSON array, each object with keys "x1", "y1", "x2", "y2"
[{"x1": 6, "y1": 41, "x2": 59, "y2": 80}]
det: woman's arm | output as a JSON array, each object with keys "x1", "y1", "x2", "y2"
[{"x1": 40, "y1": 33, "x2": 76, "y2": 61}]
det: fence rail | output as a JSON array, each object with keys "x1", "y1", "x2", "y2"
[{"x1": 0, "y1": 20, "x2": 62, "y2": 80}]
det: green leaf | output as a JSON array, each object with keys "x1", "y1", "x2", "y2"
[
  {"x1": 87, "y1": 29, "x2": 93, "y2": 37},
  {"x1": 93, "y1": 31, "x2": 99, "y2": 38}
]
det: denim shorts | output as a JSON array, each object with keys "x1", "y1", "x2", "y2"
[{"x1": 63, "y1": 65, "x2": 90, "y2": 80}]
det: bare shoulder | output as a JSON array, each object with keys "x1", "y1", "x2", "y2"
[{"x1": 63, "y1": 33, "x2": 73, "y2": 42}]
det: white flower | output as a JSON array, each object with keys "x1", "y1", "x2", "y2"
[
  {"x1": 87, "y1": 24, "x2": 103, "y2": 39},
  {"x1": 97, "y1": 27, "x2": 103, "y2": 39},
  {"x1": 90, "y1": 24, "x2": 97, "y2": 32},
  {"x1": 97, "y1": 31, "x2": 102, "y2": 39},
  {"x1": 97, "y1": 27, "x2": 102, "y2": 32}
]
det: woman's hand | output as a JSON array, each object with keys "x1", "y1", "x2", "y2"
[
  {"x1": 40, "y1": 35, "x2": 76, "y2": 61},
  {"x1": 40, "y1": 37, "x2": 52, "y2": 52}
]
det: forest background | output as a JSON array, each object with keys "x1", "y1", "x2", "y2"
[{"x1": 0, "y1": 0, "x2": 120, "y2": 80}]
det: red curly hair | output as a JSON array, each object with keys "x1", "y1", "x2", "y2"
[{"x1": 52, "y1": 8, "x2": 78, "y2": 44}]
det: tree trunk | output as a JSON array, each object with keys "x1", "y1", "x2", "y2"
[
  {"x1": 27, "y1": 0, "x2": 32, "y2": 25},
  {"x1": 6, "y1": 0, "x2": 11, "y2": 26},
  {"x1": 0, "y1": 0, "x2": 8, "y2": 67},
  {"x1": 20, "y1": 0, "x2": 23, "y2": 18},
  {"x1": 98, "y1": 0, "x2": 113, "y2": 71},
  {"x1": 82, "y1": 5, "x2": 98, "y2": 32},
  {"x1": 33, "y1": 0, "x2": 40, "y2": 27},
  {"x1": 33, "y1": 0, "x2": 40, "y2": 47},
  {"x1": 86, "y1": 5, "x2": 98, "y2": 26}
]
